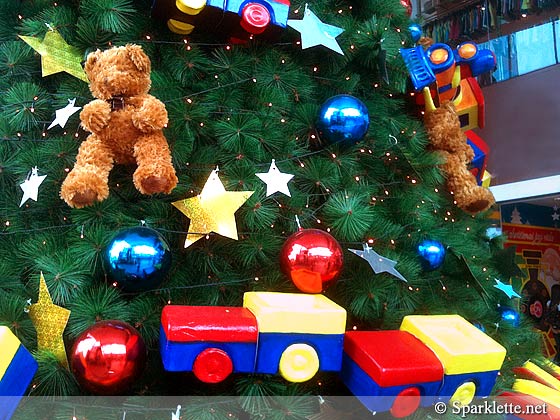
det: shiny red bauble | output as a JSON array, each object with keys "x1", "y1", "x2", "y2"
[
  {"x1": 400, "y1": 0, "x2": 412, "y2": 16},
  {"x1": 70, "y1": 320, "x2": 147, "y2": 395},
  {"x1": 279, "y1": 228, "x2": 344, "y2": 293}
]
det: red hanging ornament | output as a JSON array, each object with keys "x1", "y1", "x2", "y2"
[
  {"x1": 400, "y1": 0, "x2": 413, "y2": 16},
  {"x1": 279, "y1": 228, "x2": 344, "y2": 293},
  {"x1": 70, "y1": 320, "x2": 147, "y2": 395}
]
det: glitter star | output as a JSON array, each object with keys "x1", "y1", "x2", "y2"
[
  {"x1": 19, "y1": 28, "x2": 88, "y2": 82},
  {"x1": 19, "y1": 167, "x2": 47, "y2": 207},
  {"x1": 288, "y1": 6, "x2": 344, "y2": 55},
  {"x1": 256, "y1": 159, "x2": 294, "y2": 197},
  {"x1": 494, "y1": 278, "x2": 521, "y2": 299},
  {"x1": 172, "y1": 169, "x2": 254, "y2": 247},
  {"x1": 48, "y1": 98, "x2": 81, "y2": 129},
  {"x1": 28, "y1": 273, "x2": 71, "y2": 368},
  {"x1": 349, "y1": 243, "x2": 407, "y2": 282}
]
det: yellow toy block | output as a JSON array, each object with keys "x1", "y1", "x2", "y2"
[
  {"x1": 176, "y1": 0, "x2": 207, "y2": 15},
  {"x1": 400, "y1": 315, "x2": 506, "y2": 375},
  {"x1": 0, "y1": 326, "x2": 21, "y2": 380},
  {"x1": 522, "y1": 360, "x2": 560, "y2": 391},
  {"x1": 243, "y1": 292, "x2": 346, "y2": 335},
  {"x1": 513, "y1": 378, "x2": 560, "y2": 408},
  {"x1": 482, "y1": 170, "x2": 492, "y2": 188}
]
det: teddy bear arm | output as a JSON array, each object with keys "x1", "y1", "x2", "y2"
[
  {"x1": 132, "y1": 96, "x2": 168, "y2": 132},
  {"x1": 80, "y1": 100, "x2": 112, "y2": 133},
  {"x1": 132, "y1": 132, "x2": 177, "y2": 195}
]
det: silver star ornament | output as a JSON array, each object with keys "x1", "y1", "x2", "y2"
[
  {"x1": 256, "y1": 159, "x2": 294, "y2": 197},
  {"x1": 48, "y1": 98, "x2": 81, "y2": 129},
  {"x1": 19, "y1": 166, "x2": 47, "y2": 207},
  {"x1": 349, "y1": 243, "x2": 408, "y2": 282},
  {"x1": 288, "y1": 5, "x2": 344, "y2": 55}
]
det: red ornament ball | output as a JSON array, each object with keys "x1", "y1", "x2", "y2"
[
  {"x1": 400, "y1": 0, "x2": 412, "y2": 16},
  {"x1": 279, "y1": 228, "x2": 344, "y2": 293},
  {"x1": 70, "y1": 320, "x2": 147, "y2": 395}
]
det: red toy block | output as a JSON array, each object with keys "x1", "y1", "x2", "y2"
[
  {"x1": 344, "y1": 330, "x2": 443, "y2": 387},
  {"x1": 161, "y1": 306, "x2": 258, "y2": 343}
]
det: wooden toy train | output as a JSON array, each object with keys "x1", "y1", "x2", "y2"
[
  {"x1": 160, "y1": 292, "x2": 507, "y2": 417},
  {"x1": 151, "y1": 0, "x2": 290, "y2": 42}
]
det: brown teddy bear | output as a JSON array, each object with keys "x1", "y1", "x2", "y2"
[
  {"x1": 60, "y1": 44, "x2": 178, "y2": 208},
  {"x1": 423, "y1": 100, "x2": 495, "y2": 214}
]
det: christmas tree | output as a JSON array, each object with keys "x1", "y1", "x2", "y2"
[{"x1": 0, "y1": 0, "x2": 543, "y2": 418}]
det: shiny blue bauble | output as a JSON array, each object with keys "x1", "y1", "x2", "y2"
[
  {"x1": 417, "y1": 239, "x2": 446, "y2": 270},
  {"x1": 408, "y1": 23, "x2": 422, "y2": 42},
  {"x1": 104, "y1": 227, "x2": 172, "y2": 293},
  {"x1": 316, "y1": 95, "x2": 369, "y2": 146},
  {"x1": 498, "y1": 306, "x2": 520, "y2": 327}
]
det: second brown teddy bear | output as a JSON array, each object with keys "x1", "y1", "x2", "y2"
[
  {"x1": 60, "y1": 44, "x2": 178, "y2": 208},
  {"x1": 424, "y1": 101, "x2": 495, "y2": 214}
]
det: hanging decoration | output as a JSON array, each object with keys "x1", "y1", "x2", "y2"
[
  {"x1": 400, "y1": 0, "x2": 413, "y2": 16},
  {"x1": 287, "y1": 5, "x2": 344, "y2": 55},
  {"x1": 19, "y1": 27, "x2": 88, "y2": 82},
  {"x1": 28, "y1": 272, "x2": 71, "y2": 368},
  {"x1": 48, "y1": 98, "x2": 81, "y2": 130},
  {"x1": 316, "y1": 95, "x2": 370, "y2": 146},
  {"x1": 408, "y1": 23, "x2": 422, "y2": 42},
  {"x1": 172, "y1": 169, "x2": 254, "y2": 248},
  {"x1": 19, "y1": 166, "x2": 47, "y2": 207},
  {"x1": 494, "y1": 279, "x2": 521, "y2": 299},
  {"x1": 348, "y1": 243, "x2": 408, "y2": 283},
  {"x1": 103, "y1": 226, "x2": 172, "y2": 292},
  {"x1": 70, "y1": 320, "x2": 147, "y2": 395},
  {"x1": 279, "y1": 228, "x2": 344, "y2": 293},
  {"x1": 255, "y1": 159, "x2": 294, "y2": 197},
  {"x1": 498, "y1": 306, "x2": 521, "y2": 327},
  {"x1": 416, "y1": 239, "x2": 446, "y2": 270}
]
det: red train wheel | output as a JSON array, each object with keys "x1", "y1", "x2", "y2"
[
  {"x1": 390, "y1": 387, "x2": 421, "y2": 418},
  {"x1": 192, "y1": 348, "x2": 233, "y2": 383},
  {"x1": 240, "y1": 3, "x2": 271, "y2": 35}
]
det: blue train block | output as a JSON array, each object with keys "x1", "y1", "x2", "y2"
[
  {"x1": 0, "y1": 327, "x2": 38, "y2": 420},
  {"x1": 437, "y1": 370, "x2": 501, "y2": 401},
  {"x1": 255, "y1": 333, "x2": 345, "y2": 375},
  {"x1": 400, "y1": 46, "x2": 437, "y2": 91}
]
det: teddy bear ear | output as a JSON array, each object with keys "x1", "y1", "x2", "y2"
[
  {"x1": 125, "y1": 44, "x2": 150, "y2": 72},
  {"x1": 83, "y1": 49, "x2": 102, "y2": 73}
]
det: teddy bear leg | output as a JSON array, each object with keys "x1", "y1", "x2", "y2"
[
  {"x1": 443, "y1": 155, "x2": 495, "y2": 214},
  {"x1": 133, "y1": 132, "x2": 178, "y2": 195},
  {"x1": 60, "y1": 134, "x2": 114, "y2": 208}
]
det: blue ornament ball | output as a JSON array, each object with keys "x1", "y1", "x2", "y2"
[
  {"x1": 417, "y1": 239, "x2": 446, "y2": 270},
  {"x1": 316, "y1": 94, "x2": 369, "y2": 146},
  {"x1": 498, "y1": 306, "x2": 520, "y2": 327},
  {"x1": 408, "y1": 23, "x2": 422, "y2": 42},
  {"x1": 104, "y1": 227, "x2": 172, "y2": 292}
]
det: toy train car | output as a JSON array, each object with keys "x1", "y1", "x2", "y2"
[
  {"x1": 400, "y1": 41, "x2": 496, "y2": 131},
  {"x1": 151, "y1": 0, "x2": 290, "y2": 42},
  {"x1": 160, "y1": 292, "x2": 507, "y2": 417}
]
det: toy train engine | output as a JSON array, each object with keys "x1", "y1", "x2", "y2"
[
  {"x1": 160, "y1": 292, "x2": 508, "y2": 417},
  {"x1": 151, "y1": 0, "x2": 290, "y2": 42},
  {"x1": 400, "y1": 41, "x2": 496, "y2": 131}
]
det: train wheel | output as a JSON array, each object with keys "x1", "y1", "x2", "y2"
[
  {"x1": 278, "y1": 343, "x2": 319, "y2": 383},
  {"x1": 240, "y1": 3, "x2": 271, "y2": 35},
  {"x1": 176, "y1": 0, "x2": 207, "y2": 16},
  {"x1": 390, "y1": 387, "x2": 421, "y2": 418},
  {"x1": 450, "y1": 381, "x2": 476, "y2": 406},
  {"x1": 192, "y1": 348, "x2": 233, "y2": 383}
]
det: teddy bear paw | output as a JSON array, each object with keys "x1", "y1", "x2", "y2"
[
  {"x1": 134, "y1": 166, "x2": 178, "y2": 195},
  {"x1": 60, "y1": 171, "x2": 110, "y2": 208}
]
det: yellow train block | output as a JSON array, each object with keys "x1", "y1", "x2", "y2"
[
  {"x1": 176, "y1": 0, "x2": 207, "y2": 15},
  {"x1": 522, "y1": 360, "x2": 560, "y2": 391},
  {"x1": 482, "y1": 170, "x2": 492, "y2": 188},
  {"x1": 243, "y1": 292, "x2": 346, "y2": 335},
  {"x1": 513, "y1": 378, "x2": 560, "y2": 408},
  {"x1": 0, "y1": 326, "x2": 21, "y2": 380},
  {"x1": 400, "y1": 315, "x2": 506, "y2": 375}
]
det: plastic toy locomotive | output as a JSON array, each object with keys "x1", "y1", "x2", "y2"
[
  {"x1": 160, "y1": 292, "x2": 507, "y2": 417},
  {"x1": 151, "y1": 0, "x2": 290, "y2": 42},
  {"x1": 400, "y1": 40, "x2": 496, "y2": 131}
]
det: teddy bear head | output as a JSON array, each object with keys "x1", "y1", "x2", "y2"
[{"x1": 84, "y1": 44, "x2": 152, "y2": 100}]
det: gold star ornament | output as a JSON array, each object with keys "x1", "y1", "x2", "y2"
[
  {"x1": 172, "y1": 169, "x2": 254, "y2": 248},
  {"x1": 19, "y1": 28, "x2": 88, "y2": 82},
  {"x1": 28, "y1": 273, "x2": 71, "y2": 368}
]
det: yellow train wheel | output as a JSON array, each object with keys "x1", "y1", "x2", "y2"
[
  {"x1": 450, "y1": 381, "x2": 476, "y2": 407},
  {"x1": 176, "y1": 0, "x2": 206, "y2": 15},
  {"x1": 278, "y1": 344, "x2": 319, "y2": 383}
]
